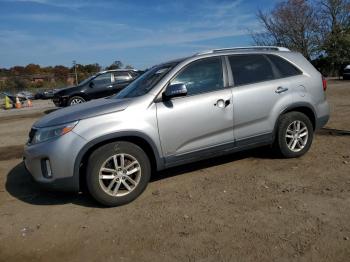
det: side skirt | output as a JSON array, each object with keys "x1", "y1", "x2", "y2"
[{"x1": 163, "y1": 133, "x2": 273, "y2": 169}]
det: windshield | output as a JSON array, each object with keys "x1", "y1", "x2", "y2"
[
  {"x1": 79, "y1": 74, "x2": 97, "y2": 86},
  {"x1": 115, "y1": 63, "x2": 178, "y2": 99}
]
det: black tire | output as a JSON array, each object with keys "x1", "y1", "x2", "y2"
[
  {"x1": 68, "y1": 96, "x2": 85, "y2": 106},
  {"x1": 275, "y1": 112, "x2": 314, "y2": 158},
  {"x1": 86, "y1": 141, "x2": 151, "y2": 207}
]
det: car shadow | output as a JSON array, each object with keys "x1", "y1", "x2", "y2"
[
  {"x1": 5, "y1": 162, "x2": 100, "y2": 208},
  {"x1": 152, "y1": 146, "x2": 278, "y2": 182},
  {"x1": 317, "y1": 128, "x2": 350, "y2": 136},
  {"x1": 44, "y1": 108, "x2": 59, "y2": 114},
  {"x1": 6, "y1": 146, "x2": 277, "y2": 207}
]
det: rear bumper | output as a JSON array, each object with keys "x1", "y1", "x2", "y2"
[
  {"x1": 315, "y1": 115, "x2": 329, "y2": 130},
  {"x1": 315, "y1": 100, "x2": 330, "y2": 130}
]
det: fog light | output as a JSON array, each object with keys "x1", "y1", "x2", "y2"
[{"x1": 41, "y1": 158, "x2": 53, "y2": 178}]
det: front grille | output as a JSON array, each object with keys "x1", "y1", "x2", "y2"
[{"x1": 28, "y1": 128, "x2": 37, "y2": 145}]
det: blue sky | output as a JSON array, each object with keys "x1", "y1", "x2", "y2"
[{"x1": 0, "y1": 0, "x2": 278, "y2": 69}]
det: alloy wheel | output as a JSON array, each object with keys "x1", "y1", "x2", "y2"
[
  {"x1": 70, "y1": 98, "x2": 84, "y2": 105},
  {"x1": 98, "y1": 153, "x2": 142, "y2": 197},
  {"x1": 285, "y1": 120, "x2": 309, "y2": 152}
]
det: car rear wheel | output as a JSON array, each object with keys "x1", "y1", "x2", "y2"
[
  {"x1": 275, "y1": 112, "x2": 314, "y2": 158},
  {"x1": 86, "y1": 141, "x2": 151, "y2": 207},
  {"x1": 68, "y1": 96, "x2": 85, "y2": 106}
]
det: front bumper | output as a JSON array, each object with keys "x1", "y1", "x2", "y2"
[
  {"x1": 23, "y1": 131, "x2": 86, "y2": 192},
  {"x1": 52, "y1": 96, "x2": 68, "y2": 107}
]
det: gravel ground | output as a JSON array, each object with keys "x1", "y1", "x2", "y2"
[{"x1": 0, "y1": 80, "x2": 349, "y2": 262}]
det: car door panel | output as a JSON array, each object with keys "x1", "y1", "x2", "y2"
[
  {"x1": 232, "y1": 78, "x2": 294, "y2": 140},
  {"x1": 156, "y1": 89, "x2": 234, "y2": 157},
  {"x1": 156, "y1": 56, "x2": 234, "y2": 158},
  {"x1": 90, "y1": 73, "x2": 112, "y2": 98}
]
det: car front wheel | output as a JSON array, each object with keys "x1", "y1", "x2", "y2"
[
  {"x1": 68, "y1": 96, "x2": 85, "y2": 106},
  {"x1": 86, "y1": 141, "x2": 151, "y2": 207}
]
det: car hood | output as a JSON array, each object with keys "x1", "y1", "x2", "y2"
[
  {"x1": 54, "y1": 86, "x2": 77, "y2": 95},
  {"x1": 34, "y1": 98, "x2": 130, "y2": 128}
]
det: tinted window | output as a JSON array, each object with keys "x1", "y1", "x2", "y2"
[
  {"x1": 267, "y1": 55, "x2": 302, "y2": 77},
  {"x1": 113, "y1": 72, "x2": 131, "y2": 82},
  {"x1": 79, "y1": 75, "x2": 96, "y2": 86},
  {"x1": 171, "y1": 57, "x2": 223, "y2": 96},
  {"x1": 93, "y1": 73, "x2": 111, "y2": 87},
  {"x1": 229, "y1": 55, "x2": 274, "y2": 86}
]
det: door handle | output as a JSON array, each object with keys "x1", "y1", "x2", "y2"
[
  {"x1": 275, "y1": 86, "x2": 288, "y2": 94},
  {"x1": 214, "y1": 99, "x2": 231, "y2": 108},
  {"x1": 107, "y1": 85, "x2": 113, "y2": 88}
]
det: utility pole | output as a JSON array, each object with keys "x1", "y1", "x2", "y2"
[{"x1": 73, "y1": 60, "x2": 78, "y2": 85}]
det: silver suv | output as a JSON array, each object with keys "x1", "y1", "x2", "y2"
[{"x1": 24, "y1": 46, "x2": 330, "y2": 206}]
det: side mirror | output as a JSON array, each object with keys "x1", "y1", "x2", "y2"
[
  {"x1": 163, "y1": 83, "x2": 187, "y2": 100},
  {"x1": 89, "y1": 81, "x2": 95, "y2": 88}
]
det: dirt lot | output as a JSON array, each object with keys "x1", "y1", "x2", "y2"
[{"x1": 0, "y1": 81, "x2": 349, "y2": 262}]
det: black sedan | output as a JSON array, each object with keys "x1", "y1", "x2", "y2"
[{"x1": 52, "y1": 69, "x2": 143, "y2": 107}]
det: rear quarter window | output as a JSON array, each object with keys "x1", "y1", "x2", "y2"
[{"x1": 267, "y1": 55, "x2": 302, "y2": 78}]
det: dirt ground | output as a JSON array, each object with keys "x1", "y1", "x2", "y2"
[{"x1": 0, "y1": 81, "x2": 349, "y2": 262}]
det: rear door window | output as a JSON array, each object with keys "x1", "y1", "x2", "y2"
[
  {"x1": 228, "y1": 55, "x2": 275, "y2": 86},
  {"x1": 267, "y1": 55, "x2": 302, "y2": 78},
  {"x1": 112, "y1": 72, "x2": 132, "y2": 83}
]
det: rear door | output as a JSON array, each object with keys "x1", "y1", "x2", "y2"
[
  {"x1": 227, "y1": 54, "x2": 297, "y2": 141},
  {"x1": 156, "y1": 56, "x2": 234, "y2": 159}
]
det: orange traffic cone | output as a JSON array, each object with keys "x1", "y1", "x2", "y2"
[
  {"x1": 27, "y1": 99, "x2": 33, "y2": 107},
  {"x1": 15, "y1": 96, "x2": 21, "y2": 109}
]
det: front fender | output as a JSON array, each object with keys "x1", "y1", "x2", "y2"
[{"x1": 73, "y1": 131, "x2": 165, "y2": 191}]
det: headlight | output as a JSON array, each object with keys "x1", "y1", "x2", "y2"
[{"x1": 30, "y1": 121, "x2": 78, "y2": 145}]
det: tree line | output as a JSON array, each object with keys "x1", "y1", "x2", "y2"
[
  {"x1": 1, "y1": 0, "x2": 349, "y2": 93},
  {"x1": 252, "y1": 0, "x2": 350, "y2": 76},
  {"x1": 0, "y1": 60, "x2": 133, "y2": 92}
]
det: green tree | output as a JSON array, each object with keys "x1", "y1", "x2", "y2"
[
  {"x1": 9, "y1": 66, "x2": 25, "y2": 76},
  {"x1": 53, "y1": 65, "x2": 70, "y2": 81},
  {"x1": 318, "y1": 0, "x2": 350, "y2": 75},
  {"x1": 24, "y1": 64, "x2": 41, "y2": 75},
  {"x1": 82, "y1": 63, "x2": 101, "y2": 74},
  {"x1": 106, "y1": 60, "x2": 123, "y2": 70}
]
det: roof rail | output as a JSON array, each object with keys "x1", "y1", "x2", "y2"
[{"x1": 196, "y1": 46, "x2": 290, "y2": 55}]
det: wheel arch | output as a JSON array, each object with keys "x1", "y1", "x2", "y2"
[
  {"x1": 70, "y1": 93, "x2": 89, "y2": 101},
  {"x1": 273, "y1": 103, "x2": 316, "y2": 140},
  {"x1": 74, "y1": 132, "x2": 164, "y2": 191}
]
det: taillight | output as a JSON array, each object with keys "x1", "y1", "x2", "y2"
[{"x1": 322, "y1": 76, "x2": 327, "y2": 91}]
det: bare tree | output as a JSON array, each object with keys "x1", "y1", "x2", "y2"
[
  {"x1": 319, "y1": 0, "x2": 350, "y2": 30},
  {"x1": 252, "y1": 0, "x2": 320, "y2": 60}
]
